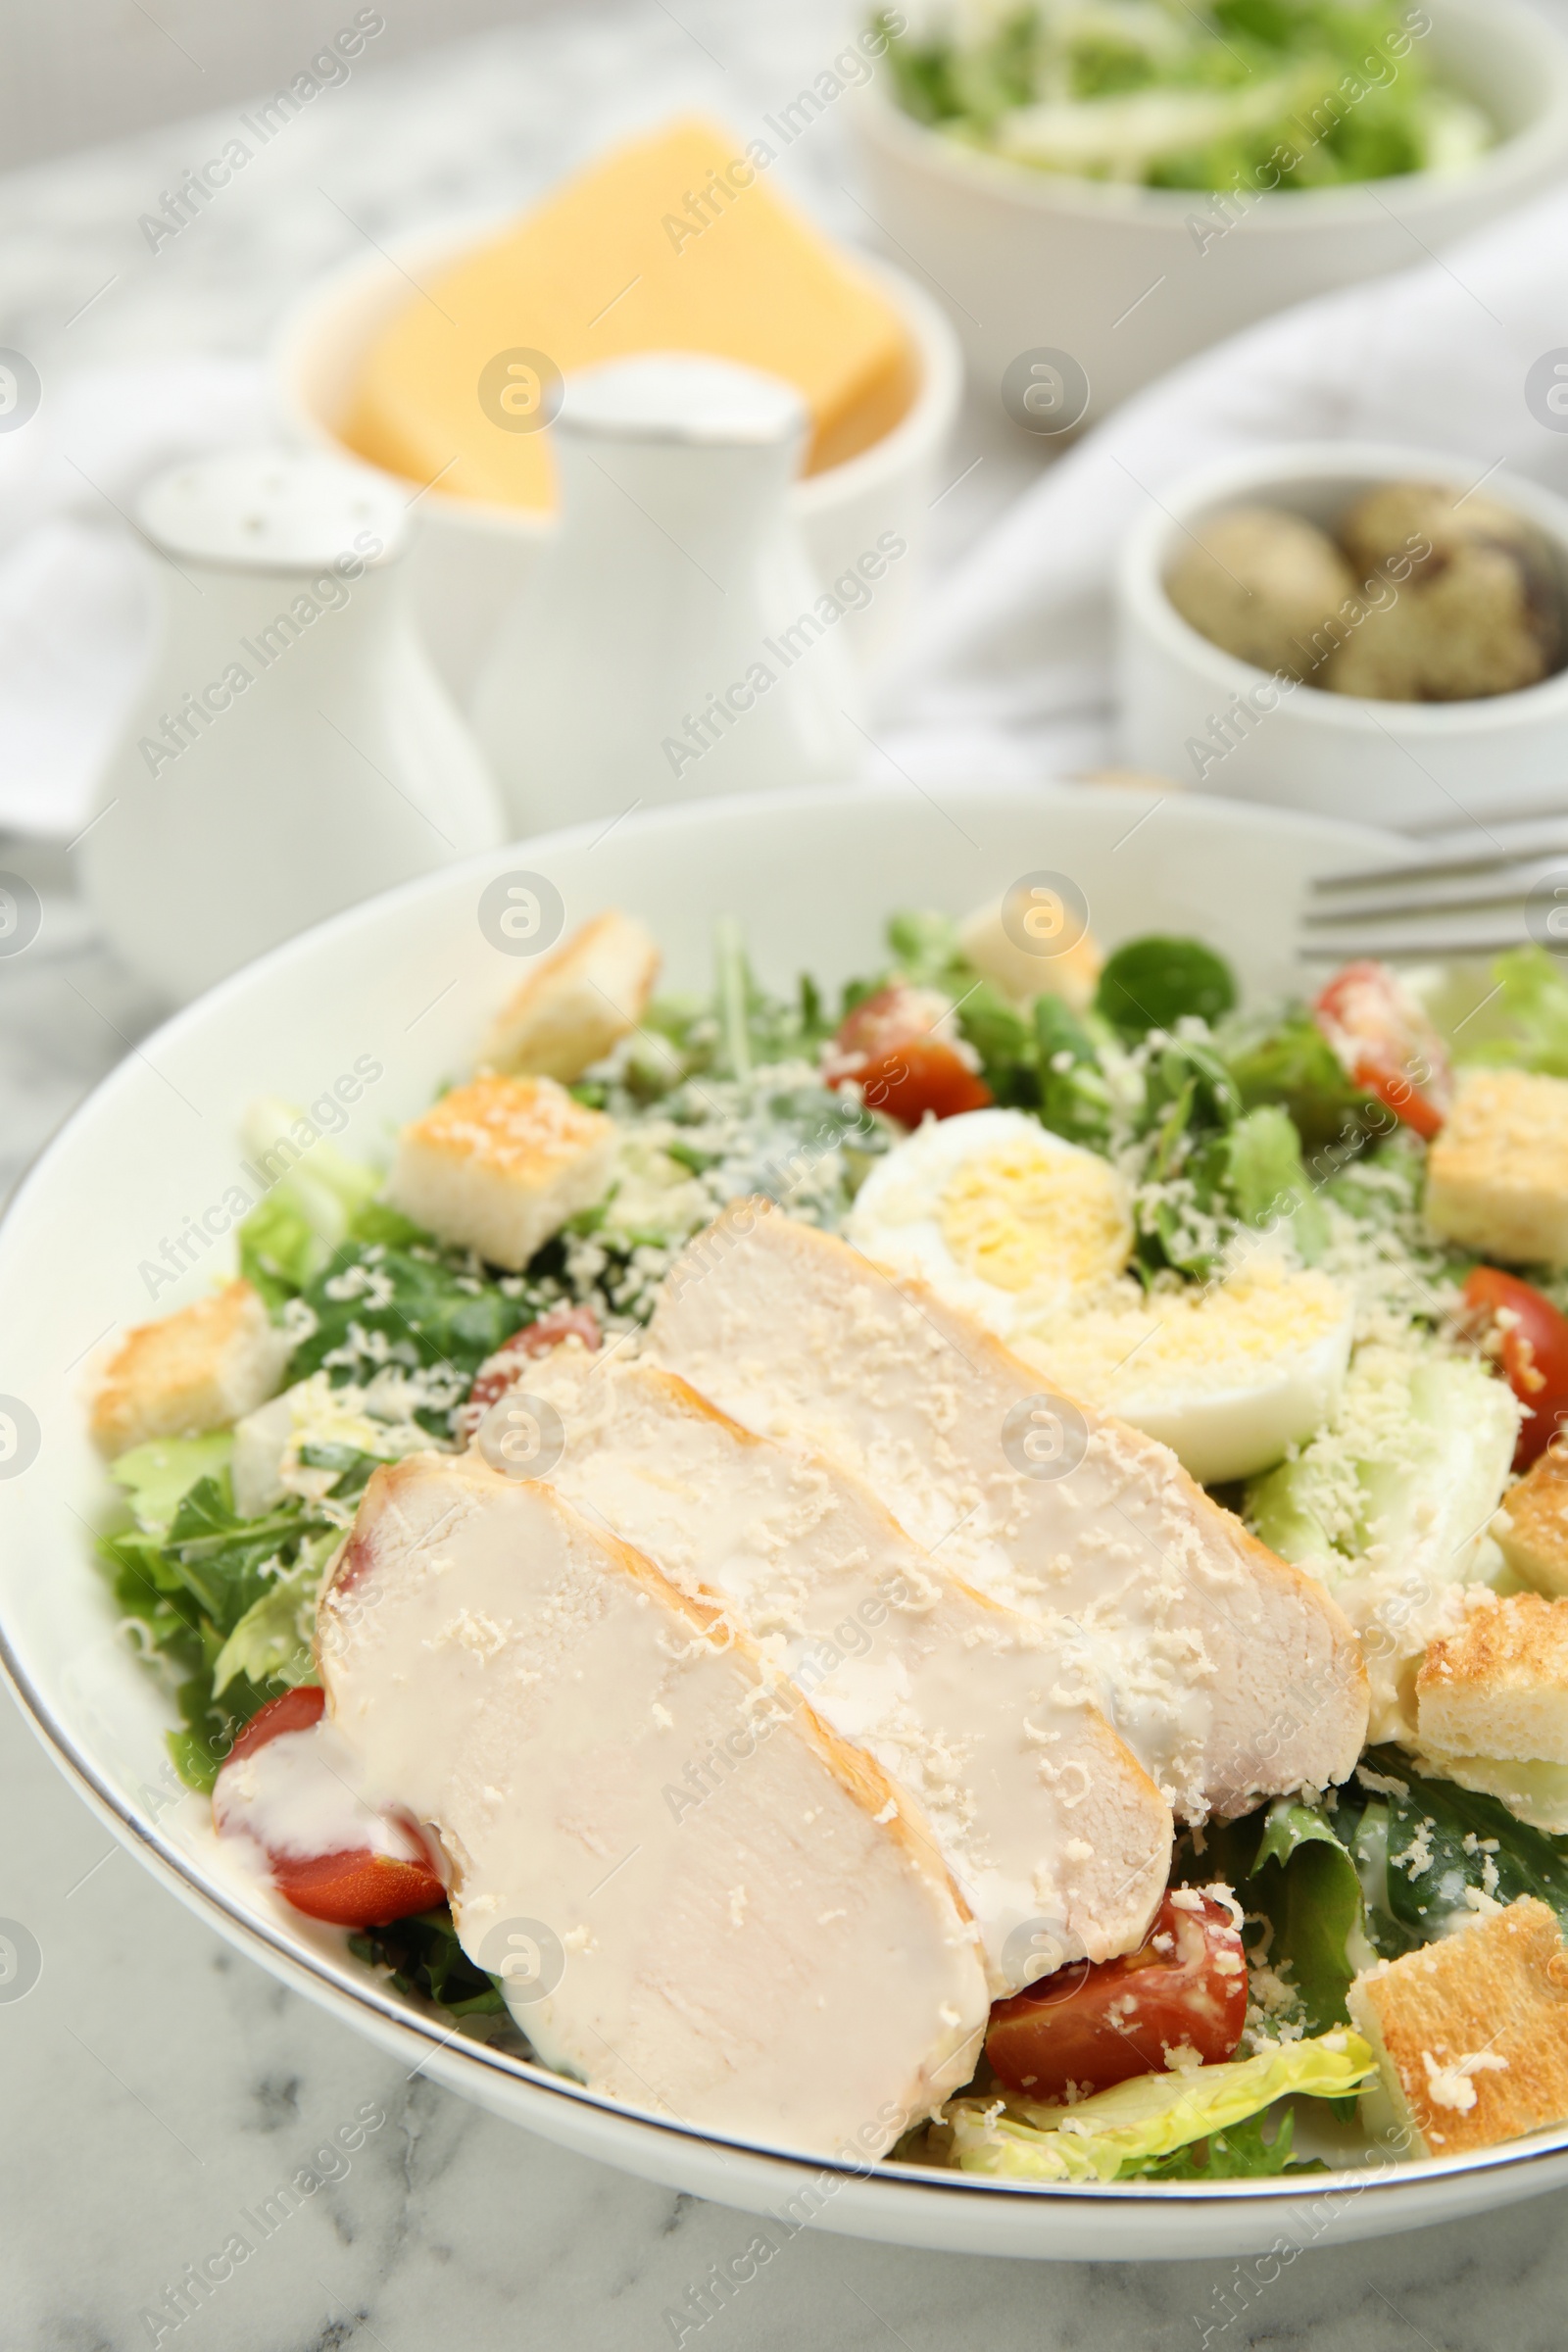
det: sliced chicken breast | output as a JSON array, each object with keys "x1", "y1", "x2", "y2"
[
  {"x1": 649, "y1": 1205, "x2": 1368, "y2": 1822},
  {"x1": 510, "y1": 1348, "x2": 1172, "y2": 1985},
  {"x1": 318, "y1": 1455, "x2": 988, "y2": 2156}
]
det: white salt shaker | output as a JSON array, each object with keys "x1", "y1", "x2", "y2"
[
  {"x1": 79, "y1": 448, "x2": 504, "y2": 1004},
  {"x1": 472, "y1": 356, "x2": 862, "y2": 834}
]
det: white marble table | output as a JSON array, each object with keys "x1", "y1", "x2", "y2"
[{"x1": 8, "y1": 5, "x2": 1568, "y2": 2343}]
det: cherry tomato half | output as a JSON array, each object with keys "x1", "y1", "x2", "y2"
[
  {"x1": 460, "y1": 1302, "x2": 602, "y2": 1437},
  {"x1": 215, "y1": 1686, "x2": 445, "y2": 1930},
  {"x1": 1462, "y1": 1266, "x2": 1568, "y2": 1470},
  {"x1": 986, "y1": 1891, "x2": 1248, "y2": 2101},
  {"x1": 1312, "y1": 960, "x2": 1451, "y2": 1140},
  {"x1": 827, "y1": 985, "x2": 993, "y2": 1127}
]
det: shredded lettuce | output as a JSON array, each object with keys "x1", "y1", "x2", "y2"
[
  {"x1": 948, "y1": 2034, "x2": 1374, "y2": 2182},
  {"x1": 881, "y1": 1, "x2": 1491, "y2": 192}
]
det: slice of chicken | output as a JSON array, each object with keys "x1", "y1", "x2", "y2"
[
  {"x1": 318, "y1": 1455, "x2": 988, "y2": 2156},
  {"x1": 508, "y1": 1348, "x2": 1172, "y2": 1987},
  {"x1": 648, "y1": 1204, "x2": 1368, "y2": 1822}
]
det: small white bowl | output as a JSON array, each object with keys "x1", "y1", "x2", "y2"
[
  {"x1": 1115, "y1": 440, "x2": 1568, "y2": 828},
  {"x1": 850, "y1": 0, "x2": 1568, "y2": 424},
  {"x1": 274, "y1": 219, "x2": 962, "y2": 698}
]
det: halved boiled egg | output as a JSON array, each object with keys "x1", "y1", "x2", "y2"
[
  {"x1": 1013, "y1": 1255, "x2": 1355, "y2": 1486},
  {"x1": 845, "y1": 1107, "x2": 1134, "y2": 1338}
]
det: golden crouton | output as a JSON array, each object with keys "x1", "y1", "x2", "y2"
[
  {"x1": 1425, "y1": 1067, "x2": 1568, "y2": 1269},
  {"x1": 385, "y1": 1074, "x2": 614, "y2": 1272},
  {"x1": 481, "y1": 910, "x2": 660, "y2": 1082},
  {"x1": 957, "y1": 896, "x2": 1101, "y2": 1015},
  {"x1": 1417, "y1": 1591, "x2": 1568, "y2": 1763},
  {"x1": 90, "y1": 1280, "x2": 288, "y2": 1458},
  {"x1": 1348, "y1": 1897, "x2": 1568, "y2": 2157},
  {"x1": 1494, "y1": 1447, "x2": 1568, "y2": 1597}
]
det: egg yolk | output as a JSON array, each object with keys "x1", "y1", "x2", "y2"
[{"x1": 938, "y1": 1143, "x2": 1131, "y2": 1297}]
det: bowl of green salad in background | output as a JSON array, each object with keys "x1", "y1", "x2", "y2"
[{"x1": 851, "y1": 0, "x2": 1568, "y2": 423}]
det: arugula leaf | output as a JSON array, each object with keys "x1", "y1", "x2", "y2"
[
  {"x1": 1097, "y1": 936, "x2": 1238, "y2": 1041},
  {"x1": 287, "y1": 1241, "x2": 540, "y2": 1405},
  {"x1": 1034, "y1": 997, "x2": 1114, "y2": 1146},
  {"x1": 954, "y1": 983, "x2": 1038, "y2": 1106},
  {"x1": 101, "y1": 1450, "x2": 367, "y2": 1792},
  {"x1": 295, "y1": 1442, "x2": 387, "y2": 1506},
  {"x1": 1123, "y1": 2103, "x2": 1323, "y2": 2180},
  {"x1": 162, "y1": 1478, "x2": 312, "y2": 1630},
  {"x1": 1222, "y1": 1010, "x2": 1374, "y2": 1151},
  {"x1": 350, "y1": 1907, "x2": 506, "y2": 2017}
]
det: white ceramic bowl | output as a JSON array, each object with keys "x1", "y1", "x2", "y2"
[
  {"x1": 1115, "y1": 440, "x2": 1568, "y2": 828},
  {"x1": 851, "y1": 0, "x2": 1568, "y2": 425},
  {"x1": 274, "y1": 222, "x2": 962, "y2": 700},
  {"x1": 12, "y1": 780, "x2": 1568, "y2": 2255}
]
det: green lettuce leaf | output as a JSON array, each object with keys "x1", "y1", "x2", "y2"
[
  {"x1": 236, "y1": 1098, "x2": 383, "y2": 1305},
  {"x1": 1247, "y1": 1345, "x2": 1517, "y2": 1595},
  {"x1": 948, "y1": 2034, "x2": 1375, "y2": 2182},
  {"x1": 1330, "y1": 1747, "x2": 1568, "y2": 1951},
  {"x1": 1451, "y1": 946, "x2": 1568, "y2": 1078},
  {"x1": 110, "y1": 1434, "x2": 233, "y2": 1534},
  {"x1": 210, "y1": 1549, "x2": 327, "y2": 1697},
  {"x1": 1189, "y1": 1798, "x2": 1366, "y2": 2031},
  {"x1": 1126, "y1": 2102, "x2": 1322, "y2": 2180}
]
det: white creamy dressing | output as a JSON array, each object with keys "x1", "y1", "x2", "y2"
[{"x1": 214, "y1": 1717, "x2": 429, "y2": 1866}]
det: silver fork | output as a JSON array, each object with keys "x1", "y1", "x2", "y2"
[{"x1": 1300, "y1": 801, "x2": 1568, "y2": 961}]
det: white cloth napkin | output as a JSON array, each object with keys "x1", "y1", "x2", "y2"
[
  {"x1": 5, "y1": 183, "x2": 1568, "y2": 833},
  {"x1": 877, "y1": 178, "x2": 1568, "y2": 785}
]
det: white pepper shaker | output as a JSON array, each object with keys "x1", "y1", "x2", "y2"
[
  {"x1": 79, "y1": 447, "x2": 504, "y2": 1004},
  {"x1": 472, "y1": 356, "x2": 861, "y2": 834}
]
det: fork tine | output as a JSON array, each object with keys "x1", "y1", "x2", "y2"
[
  {"x1": 1304, "y1": 885, "x2": 1545, "y2": 927},
  {"x1": 1297, "y1": 935, "x2": 1529, "y2": 960},
  {"x1": 1311, "y1": 845, "x2": 1568, "y2": 894}
]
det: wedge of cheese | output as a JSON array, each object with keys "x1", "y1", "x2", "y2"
[
  {"x1": 649, "y1": 1206, "x2": 1368, "y2": 1822},
  {"x1": 514, "y1": 1348, "x2": 1172, "y2": 1987},
  {"x1": 342, "y1": 118, "x2": 917, "y2": 507},
  {"x1": 319, "y1": 1457, "x2": 987, "y2": 2154}
]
